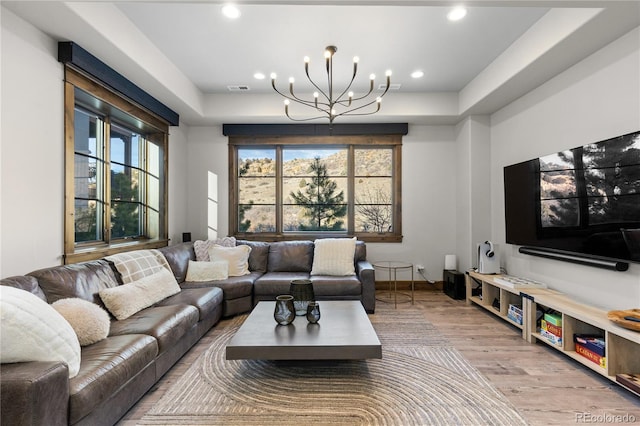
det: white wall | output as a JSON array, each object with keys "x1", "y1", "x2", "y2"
[
  {"x1": 490, "y1": 26, "x2": 640, "y2": 309},
  {"x1": 0, "y1": 8, "x2": 190, "y2": 276},
  {"x1": 1, "y1": 8, "x2": 64, "y2": 276},
  {"x1": 186, "y1": 125, "x2": 229, "y2": 241},
  {"x1": 367, "y1": 124, "x2": 458, "y2": 283}
]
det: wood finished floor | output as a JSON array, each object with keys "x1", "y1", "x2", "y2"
[{"x1": 118, "y1": 289, "x2": 640, "y2": 425}]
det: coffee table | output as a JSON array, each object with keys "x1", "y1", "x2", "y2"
[{"x1": 226, "y1": 300, "x2": 382, "y2": 360}]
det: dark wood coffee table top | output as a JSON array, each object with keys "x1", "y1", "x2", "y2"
[{"x1": 226, "y1": 300, "x2": 382, "y2": 360}]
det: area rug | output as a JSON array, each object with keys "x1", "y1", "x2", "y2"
[{"x1": 139, "y1": 304, "x2": 528, "y2": 425}]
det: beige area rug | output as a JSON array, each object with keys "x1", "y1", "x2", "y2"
[{"x1": 139, "y1": 304, "x2": 528, "y2": 425}]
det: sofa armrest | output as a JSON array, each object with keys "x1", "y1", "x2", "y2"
[
  {"x1": 1, "y1": 361, "x2": 69, "y2": 426},
  {"x1": 356, "y1": 260, "x2": 375, "y2": 313}
]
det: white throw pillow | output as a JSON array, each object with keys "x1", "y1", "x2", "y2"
[
  {"x1": 310, "y1": 237, "x2": 357, "y2": 276},
  {"x1": 185, "y1": 260, "x2": 229, "y2": 282},
  {"x1": 193, "y1": 237, "x2": 237, "y2": 261},
  {"x1": 52, "y1": 298, "x2": 111, "y2": 346},
  {"x1": 208, "y1": 245, "x2": 251, "y2": 276},
  {"x1": 0, "y1": 286, "x2": 81, "y2": 378},
  {"x1": 99, "y1": 268, "x2": 181, "y2": 320}
]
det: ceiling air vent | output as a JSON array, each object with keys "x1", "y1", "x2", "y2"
[
  {"x1": 378, "y1": 83, "x2": 401, "y2": 91},
  {"x1": 227, "y1": 85, "x2": 250, "y2": 91}
]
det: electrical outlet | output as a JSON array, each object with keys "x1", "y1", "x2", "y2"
[{"x1": 416, "y1": 264, "x2": 425, "y2": 273}]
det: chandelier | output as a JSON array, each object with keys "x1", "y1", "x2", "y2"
[{"x1": 270, "y1": 45, "x2": 392, "y2": 124}]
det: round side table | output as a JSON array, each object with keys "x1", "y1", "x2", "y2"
[{"x1": 373, "y1": 260, "x2": 414, "y2": 308}]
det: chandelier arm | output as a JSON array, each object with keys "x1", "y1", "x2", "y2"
[
  {"x1": 333, "y1": 61, "x2": 358, "y2": 104},
  {"x1": 334, "y1": 99, "x2": 382, "y2": 118},
  {"x1": 273, "y1": 81, "x2": 327, "y2": 108},
  {"x1": 304, "y1": 67, "x2": 331, "y2": 104}
]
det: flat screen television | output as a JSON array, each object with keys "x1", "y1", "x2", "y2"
[{"x1": 504, "y1": 130, "x2": 640, "y2": 268}]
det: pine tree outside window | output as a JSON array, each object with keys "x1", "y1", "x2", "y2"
[{"x1": 230, "y1": 135, "x2": 402, "y2": 242}]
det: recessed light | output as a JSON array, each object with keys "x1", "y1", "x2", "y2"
[
  {"x1": 254, "y1": 73, "x2": 265, "y2": 80},
  {"x1": 447, "y1": 6, "x2": 467, "y2": 22},
  {"x1": 411, "y1": 70, "x2": 424, "y2": 79},
  {"x1": 222, "y1": 4, "x2": 241, "y2": 19}
]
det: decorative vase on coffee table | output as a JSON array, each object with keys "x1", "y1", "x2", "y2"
[
  {"x1": 274, "y1": 295, "x2": 295, "y2": 325},
  {"x1": 289, "y1": 279, "x2": 315, "y2": 316}
]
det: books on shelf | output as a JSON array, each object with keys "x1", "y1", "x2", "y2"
[
  {"x1": 574, "y1": 334, "x2": 605, "y2": 356},
  {"x1": 616, "y1": 374, "x2": 640, "y2": 394},
  {"x1": 539, "y1": 316, "x2": 562, "y2": 345},
  {"x1": 539, "y1": 328, "x2": 563, "y2": 345},
  {"x1": 543, "y1": 313, "x2": 562, "y2": 327},
  {"x1": 575, "y1": 343, "x2": 606, "y2": 368},
  {"x1": 507, "y1": 304, "x2": 523, "y2": 325},
  {"x1": 541, "y1": 319, "x2": 562, "y2": 337}
]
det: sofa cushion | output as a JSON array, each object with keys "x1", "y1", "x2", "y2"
[
  {"x1": 237, "y1": 240, "x2": 270, "y2": 273},
  {"x1": 193, "y1": 237, "x2": 236, "y2": 261},
  {"x1": 69, "y1": 334, "x2": 158, "y2": 424},
  {"x1": 99, "y1": 268, "x2": 181, "y2": 320},
  {"x1": 108, "y1": 304, "x2": 199, "y2": 353},
  {"x1": 267, "y1": 241, "x2": 314, "y2": 272},
  {"x1": 52, "y1": 298, "x2": 110, "y2": 346},
  {"x1": 0, "y1": 276, "x2": 47, "y2": 301},
  {"x1": 181, "y1": 273, "x2": 258, "y2": 300},
  {"x1": 310, "y1": 237, "x2": 357, "y2": 276},
  {"x1": 310, "y1": 275, "x2": 362, "y2": 296},
  {"x1": 28, "y1": 260, "x2": 120, "y2": 305},
  {"x1": 254, "y1": 272, "x2": 312, "y2": 297},
  {"x1": 185, "y1": 260, "x2": 228, "y2": 282},
  {"x1": 158, "y1": 242, "x2": 196, "y2": 283},
  {"x1": 105, "y1": 249, "x2": 171, "y2": 284},
  {"x1": 156, "y1": 287, "x2": 224, "y2": 321},
  {"x1": 208, "y1": 245, "x2": 251, "y2": 276},
  {"x1": 0, "y1": 286, "x2": 81, "y2": 378}
]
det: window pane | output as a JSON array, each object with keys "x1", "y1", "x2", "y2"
[
  {"x1": 239, "y1": 204, "x2": 276, "y2": 232},
  {"x1": 111, "y1": 125, "x2": 141, "y2": 169},
  {"x1": 74, "y1": 108, "x2": 98, "y2": 155},
  {"x1": 74, "y1": 154, "x2": 98, "y2": 199},
  {"x1": 238, "y1": 149, "x2": 275, "y2": 176},
  {"x1": 111, "y1": 166, "x2": 141, "y2": 202},
  {"x1": 283, "y1": 148, "x2": 347, "y2": 176},
  {"x1": 355, "y1": 148, "x2": 392, "y2": 176},
  {"x1": 111, "y1": 201, "x2": 141, "y2": 238},
  {"x1": 283, "y1": 204, "x2": 347, "y2": 231},
  {"x1": 355, "y1": 177, "x2": 392, "y2": 232},
  {"x1": 75, "y1": 200, "x2": 102, "y2": 242},
  {"x1": 239, "y1": 177, "x2": 275, "y2": 204}
]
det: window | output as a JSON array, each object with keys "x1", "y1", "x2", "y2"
[
  {"x1": 64, "y1": 67, "x2": 169, "y2": 263},
  {"x1": 230, "y1": 135, "x2": 402, "y2": 242}
]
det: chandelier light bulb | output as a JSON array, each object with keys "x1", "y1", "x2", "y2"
[
  {"x1": 289, "y1": 77, "x2": 295, "y2": 84},
  {"x1": 304, "y1": 56, "x2": 310, "y2": 63},
  {"x1": 284, "y1": 99, "x2": 290, "y2": 105},
  {"x1": 376, "y1": 97, "x2": 382, "y2": 103},
  {"x1": 386, "y1": 70, "x2": 392, "y2": 77},
  {"x1": 270, "y1": 73, "x2": 277, "y2": 80},
  {"x1": 353, "y1": 56, "x2": 359, "y2": 63},
  {"x1": 348, "y1": 91, "x2": 354, "y2": 98},
  {"x1": 369, "y1": 74, "x2": 375, "y2": 80},
  {"x1": 324, "y1": 50, "x2": 332, "y2": 59},
  {"x1": 313, "y1": 92, "x2": 319, "y2": 98}
]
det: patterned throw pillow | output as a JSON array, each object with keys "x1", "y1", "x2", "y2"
[
  {"x1": 193, "y1": 237, "x2": 236, "y2": 262},
  {"x1": 106, "y1": 249, "x2": 171, "y2": 283}
]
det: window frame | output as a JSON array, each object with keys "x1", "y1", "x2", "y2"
[
  {"x1": 64, "y1": 67, "x2": 169, "y2": 263},
  {"x1": 229, "y1": 135, "x2": 403, "y2": 242}
]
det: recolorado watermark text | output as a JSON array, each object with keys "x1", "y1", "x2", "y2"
[{"x1": 576, "y1": 412, "x2": 637, "y2": 423}]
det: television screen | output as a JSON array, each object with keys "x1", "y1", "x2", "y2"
[{"x1": 504, "y1": 130, "x2": 640, "y2": 264}]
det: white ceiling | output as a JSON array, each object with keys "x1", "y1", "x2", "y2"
[{"x1": 3, "y1": 1, "x2": 640, "y2": 125}]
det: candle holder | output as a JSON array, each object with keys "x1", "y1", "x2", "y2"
[
  {"x1": 306, "y1": 301, "x2": 321, "y2": 324},
  {"x1": 273, "y1": 295, "x2": 295, "y2": 326},
  {"x1": 289, "y1": 279, "x2": 315, "y2": 316}
]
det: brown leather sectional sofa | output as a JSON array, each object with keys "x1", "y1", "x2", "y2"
[{"x1": 0, "y1": 239, "x2": 374, "y2": 426}]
